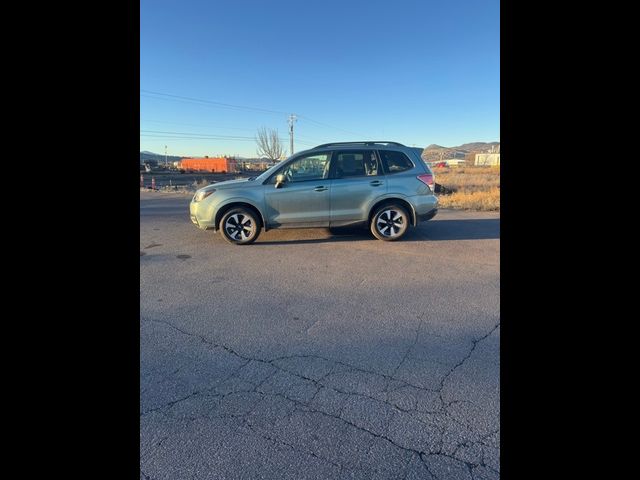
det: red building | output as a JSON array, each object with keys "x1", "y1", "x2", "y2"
[{"x1": 180, "y1": 157, "x2": 237, "y2": 173}]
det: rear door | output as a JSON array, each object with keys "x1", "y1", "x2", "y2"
[
  {"x1": 378, "y1": 148, "x2": 432, "y2": 195},
  {"x1": 328, "y1": 149, "x2": 387, "y2": 226}
]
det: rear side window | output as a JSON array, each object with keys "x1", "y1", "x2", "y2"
[
  {"x1": 379, "y1": 150, "x2": 414, "y2": 174},
  {"x1": 332, "y1": 150, "x2": 379, "y2": 178}
]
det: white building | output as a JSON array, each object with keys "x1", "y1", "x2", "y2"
[
  {"x1": 428, "y1": 159, "x2": 466, "y2": 167},
  {"x1": 443, "y1": 159, "x2": 466, "y2": 167},
  {"x1": 475, "y1": 153, "x2": 500, "y2": 166}
]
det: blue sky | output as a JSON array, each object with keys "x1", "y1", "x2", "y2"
[{"x1": 140, "y1": 0, "x2": 499, "y2": 158}]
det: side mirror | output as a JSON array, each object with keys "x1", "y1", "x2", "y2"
[{"x1": 275, "y1": 174, "x2": 286, "y2": 189}]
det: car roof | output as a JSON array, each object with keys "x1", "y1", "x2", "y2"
[{"x1": 298, "y1": 142, "x2": 417, "y2": 155}]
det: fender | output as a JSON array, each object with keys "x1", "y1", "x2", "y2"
[
  {"x1": 366, "y1": 193, "x2": 417, "y2": 226},
  {"x1": 213, "y1": 197, "x2": 268, "y2": 232}
]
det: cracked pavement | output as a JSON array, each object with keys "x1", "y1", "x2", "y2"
[{"x1": 140, "y1": 192, "x2": 500, "y2": 479}]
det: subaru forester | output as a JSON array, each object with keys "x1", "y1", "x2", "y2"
[{"x1": 189, "y1": 141, "x2": 438, "y2": 244}]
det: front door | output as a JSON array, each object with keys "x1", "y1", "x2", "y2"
[{"x1": 263, "y1": 152, "x2": 332, "y2": 227}]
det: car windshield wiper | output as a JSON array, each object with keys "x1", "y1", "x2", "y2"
[{"x1": 248, "y1": 176, "x2": 256, "y2": 181}]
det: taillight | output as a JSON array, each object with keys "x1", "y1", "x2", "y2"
[{"x1": 417, "y1": 174, "x2": 434, "y2": 188}]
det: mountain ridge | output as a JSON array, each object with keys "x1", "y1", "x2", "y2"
[{"x1": 421, "y1": 141, "x2": 499, "y2": 162}]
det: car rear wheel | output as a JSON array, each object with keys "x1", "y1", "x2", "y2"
[
  {"x1": 370, "y1": 204, "x2": 409, "y2": 241},
  {"x1": 220, "y1": 208, "x2": 261, "y2": 245}
]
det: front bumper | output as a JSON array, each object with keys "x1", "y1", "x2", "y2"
[{"x1": 190, "y1": 201, "x2": 215, "y2": 230}]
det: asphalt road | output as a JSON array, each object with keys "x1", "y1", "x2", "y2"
[{"x1": 140, "y1": 192, "x2": 500, "y2": 480}]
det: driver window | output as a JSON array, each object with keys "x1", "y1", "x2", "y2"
[{"x1": 277, "y1": 153, "x2": 330, "y2": 183}]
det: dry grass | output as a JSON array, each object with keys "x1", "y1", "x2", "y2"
[
  {"x1": 437, "y1": 187, "x2": 500, "y2": 211},
  {"x1": 434, "y1": 166, "x2": 500, "y2": 211},
  {"x1": 192, "y1": 179, "x2": 210, "y2": 189},
  {"x1": 140, "y1": 187, "x2": 194, "y2": 197}
]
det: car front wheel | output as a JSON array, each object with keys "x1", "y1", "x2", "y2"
[
  {"x1": 370, "y1": 204, "x2": 410, "y2": 241},
  {"x1": 219, "y1": 208, "x2": 261, "y2": 245}
]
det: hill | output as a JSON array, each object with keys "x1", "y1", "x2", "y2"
[
  {"x1": 456, "y1": 142, "x2": 500, "y2": 152},
  {"x1": 421, "y1": 142, "x2": 499, "y2": 162},
  {"x1": 140, "y1": 151, "x2": 184, "y2": 164}
]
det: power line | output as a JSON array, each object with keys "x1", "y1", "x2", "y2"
[
  {"x1": 140, "y1": 89, "x2": 288, "y2": 115},
  {"x1": 141, "y1": 93, "x2": 277, "y2": 115},
  {"x1": 140, "y1": 129, "x2": 315, "y2": 145},
  {"x1": 140, "y1": 129, "x2": 254, "y2": 139},
  {"x1": 297, "y1": 114, "x2": 365, "y2": 137},
  {"x1": 141, "y1": 135, "x2": 256, "y2": 141},
  {"x1": 283, "y1": 138, "x2": 314, "y2": 147},
  {"x1": 141, "y1": 89, "x2": 367, "y2": 138},
  {"x1": 140, "y1": 133, "x2": 296, "y2": 142},
  {"x1": 142, "y1": 135, "x2": 260, "y2": 142},
  {"x1": 289, "y1": 134, "x2": 324, "y2": 143},
  {"x1": 141, "y1": 119, "x2": 325, "y2": 143},
  {"x1": 140, "y1": 119, "x2": 256, "y2": 131}
]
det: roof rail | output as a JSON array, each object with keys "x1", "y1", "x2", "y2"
[{"x1": 313, "y1": 141, "x2": 407, "y2": 149}]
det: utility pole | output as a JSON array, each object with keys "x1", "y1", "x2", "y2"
[
  {"x1": 165, "y1": 145, "x2": 168, "y2": 167},
  {"x1": 288, "y1": 114, "x2": 297, "y2": 156}
]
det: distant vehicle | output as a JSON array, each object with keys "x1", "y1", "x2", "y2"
[{"x1": 190, "y1": 141, "x2": 438, "y2": 244}]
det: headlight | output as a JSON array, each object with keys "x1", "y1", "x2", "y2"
[{"x1": 194, "y1": 189, "x2": 216, "y2": 202}]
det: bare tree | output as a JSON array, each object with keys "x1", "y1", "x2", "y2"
[{"x1": 255, "y1": 127, "x2": 285, "y2": 161}]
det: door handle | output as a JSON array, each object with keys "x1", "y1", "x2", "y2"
[
  {"x1": 314, "y1": 186, "x2": 328, "y2": 192},
  {"x1": 370, "y1": 180, "x2": 383, "y2": 186}
]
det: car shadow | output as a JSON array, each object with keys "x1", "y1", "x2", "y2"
[
  {"x1": 415, "y1": 218, "x2": 500, "y2": 241},
  {"x1": 253, "y1": 218, "x2": 499, "y2": 245}
]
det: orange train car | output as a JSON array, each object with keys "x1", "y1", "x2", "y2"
[{"x1": 180, "y1": 157, "x2": 237, "y2": 173}]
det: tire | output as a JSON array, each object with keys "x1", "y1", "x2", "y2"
[
  {"x1": 370, "y1": 204, "x2": 410, "y2": 241},
  {"x1": 219, "y1": 208, "x2": 261, "y2": 245}
]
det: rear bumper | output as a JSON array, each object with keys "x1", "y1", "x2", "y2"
[
  {"x1": 418, "y1": 208, "x2": 438, "y2": 222},
  {"x1": 407, "y1": 194, "x2": 438, "y2": 225}
]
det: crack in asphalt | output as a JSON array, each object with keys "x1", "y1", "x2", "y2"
[
  {"x1": 269, "y1": 351, "x2": 443, "y2": 399},
  {"x1": 142, "y1": 317, "x2": 446, "y2": 423},
  {"x1": 140, "y1": 358, "x2": 250, "y2": 418},
  {"x1": 253, "y1": 389, "x2": 429, "y2": 471},
  {"x1": 242, "y1": 418, "x2": 346, "y2": 473},
  {"x1": 140, "y1": 316, "x2": 500, "y2": 476},
  {"x1": 392, "y1": 315, "x2": 423, "y2": 379},
  {"x1": 140, "y1": 469, "x2": 153, "y2": 480},
  {"x1": 438, "y1": 321, "x2": 501, "y2": 392}
]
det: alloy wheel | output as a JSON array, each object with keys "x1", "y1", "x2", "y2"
[
  {"x1": 224, "y1": 213, "x2": 255, "y2": 241},
  {"x1": 376, "y1": 209, "x2": 406, "y2": 238}
]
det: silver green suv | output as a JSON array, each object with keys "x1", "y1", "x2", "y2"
[{"x1": 189, "y1": 141, "x2": 438, "y2": 244}]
